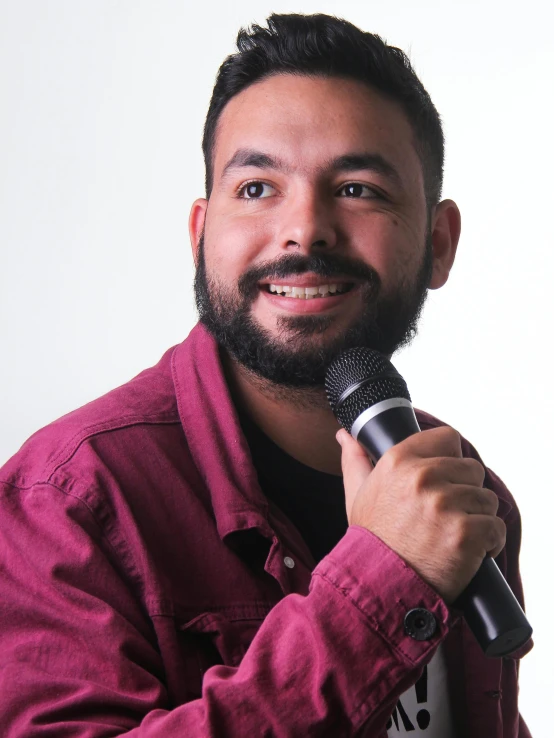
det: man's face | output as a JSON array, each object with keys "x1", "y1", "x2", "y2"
[{"x1": 191, "y1": 74, "x2": 444, "y2": 387}]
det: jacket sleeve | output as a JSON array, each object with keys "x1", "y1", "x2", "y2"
[
  {"x1": 497, "y1": 482, "x2": 534, "y2": 738},
  {"x1": 518, "y1": 715, "x2": 532, "y2": 738},
  {"x1": 0, "y1": 481, "x2": 451, "y2": 737},
  {"x1": 462, "y1": 447, "x2": 533, "y2": 738}
]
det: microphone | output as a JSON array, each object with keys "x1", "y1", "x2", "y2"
[{"x1": 325, "y1": 347, "x2": 532, "y2": 658}]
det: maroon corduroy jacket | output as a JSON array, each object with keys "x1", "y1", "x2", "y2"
[{"x1": 0, "y1": 324, "x2": 532, "y2": 736}]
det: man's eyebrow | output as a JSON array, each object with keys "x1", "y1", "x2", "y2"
[
  {"x1": 220, "y1": 148, "x2": 402, "y2": 185},
  {"x1": 328, "y1": 153, "x2": 402, "y2": 185},
  {"x1": 221, "y1": 148, "x2": 288, "y2": 178}
]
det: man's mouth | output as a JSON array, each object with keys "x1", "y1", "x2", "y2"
[{"x1": 263, "y1": 282, "x2": 355, "y2": 300}]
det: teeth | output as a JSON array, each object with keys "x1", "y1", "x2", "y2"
[{"x1": 267, "y1": 283, "x2": 349, "y2": 298}]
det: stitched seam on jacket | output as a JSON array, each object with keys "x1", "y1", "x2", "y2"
[
  {"x1": 44, "y1": 415, "x2": 181, "y2": 480},
  {"x1": 311, "y1": 569, "x2": 432, "y2": 666}
]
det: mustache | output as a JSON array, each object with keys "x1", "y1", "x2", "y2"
[{"x1": 238, "y1": 253, "x2": 381, "y2": 299}]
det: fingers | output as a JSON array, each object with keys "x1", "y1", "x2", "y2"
[
  {"x1": 433, "y1": 486, "x2": 499, "y2": 516},
  {"x1": 336, "y1": 421, "x2": 508, "y2": 602},
  {"x1": 336, "y1": 429, "x2": 373, "y2": 521},
  {"x1": 457, "y1": 514, "x2": 507, "y2": 560},
  {"x1": 396, "y1": 425, "x2": 463, "y2": 461},
  {"x1": 420, "y1": 456, "x2": 486, "y2": 488},
  {"x1": 488, "y1": 530, "x2": 507, "y2": 560},
  {"x1": 482, "y1": 515, "x2": 507, "y2": 559}
]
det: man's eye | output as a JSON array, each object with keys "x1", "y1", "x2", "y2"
[
  {"x1": 239, "y1": 182, "x2": 275, "y2": 199},
  {"x1": 338, "y1": 183, "x2": 376, "y2": 198}
]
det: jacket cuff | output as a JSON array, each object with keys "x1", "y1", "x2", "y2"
[{"x1": 312, "y1": 525, "x2": 455, "y2": 665}]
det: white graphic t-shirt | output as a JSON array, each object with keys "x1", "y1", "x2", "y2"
[{"x1": 387, "y1": 645, "x2": 455, "y2": 735}]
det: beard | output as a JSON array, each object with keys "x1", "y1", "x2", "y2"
[{"x1": 194, "y1": 235, "x2": 433, "y2": 389}]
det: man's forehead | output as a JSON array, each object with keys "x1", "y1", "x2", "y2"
[{"x1": 211, "y1": 74, "x2": 421, "y2": 185}]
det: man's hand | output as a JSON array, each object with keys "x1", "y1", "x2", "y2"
[{"x1": 337, "y1": 425, "x2": 506, "y2": 603}]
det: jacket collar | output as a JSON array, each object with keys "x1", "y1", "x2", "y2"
[{"x1": 171, "y1": 324, "x2": 274, "y2": 543}]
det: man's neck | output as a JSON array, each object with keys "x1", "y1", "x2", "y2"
[{"x1": 222, "y1": 353, "x2": 343, "y2": 476}]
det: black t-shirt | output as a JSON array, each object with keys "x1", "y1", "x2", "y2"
[{"x1": 240, "y1": 413, "x2": 348, "y2": 563}]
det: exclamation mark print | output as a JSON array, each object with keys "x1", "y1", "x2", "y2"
[
  {"x1": 414, "y1": 665, "x2": 430, "y2": 729},
  {"x1": 386, "y1": 700, "x2": 415, "y2": 731},
  {"x1": 385, "y1": 666, "x2": 430, "y2": 732},
  {"x1": 386, "y1": 704, "x2": 400, "y2": 730}
]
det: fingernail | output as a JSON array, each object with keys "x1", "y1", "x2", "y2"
[{"x1": 336, "y1": 429, "x2": 345, "y2": 445}]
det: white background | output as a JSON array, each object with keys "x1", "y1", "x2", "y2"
[{"x1": 1, "y1": 1, "x2": 552, "y2": 733}]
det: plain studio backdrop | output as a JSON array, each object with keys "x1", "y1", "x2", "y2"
[{"x1": 1, "y1": 0, "x2": 552, "y2": 733}]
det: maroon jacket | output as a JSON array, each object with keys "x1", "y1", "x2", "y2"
[{"x1": 0, "y1": 324, "x2": 532, "y2": 737}]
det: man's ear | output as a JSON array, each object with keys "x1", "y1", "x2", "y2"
[
  {"x1": 428, "y1": 199, "x2": 461, "y2": 290},
  {"x1": 189, "y1": 198, "x2": 208, "y2": 266}
]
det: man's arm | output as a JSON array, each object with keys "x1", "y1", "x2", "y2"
[
  {"x1": 338, "y1": 423, "x2": 533, "y2": 736},
  {"x1": 0, "y1": 480, "x2": 450, "y2": 737}
]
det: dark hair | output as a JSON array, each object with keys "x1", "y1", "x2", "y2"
[{"x1": 202, "y1": 13, "x2": 444, "y2": 208}]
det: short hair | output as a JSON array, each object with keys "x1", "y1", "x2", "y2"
[{"x1": 202, "y1": 13, "x2": 444, "y2": 208}]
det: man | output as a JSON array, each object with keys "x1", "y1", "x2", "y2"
[{"x1": 0, "y1": 13, "x2": 532, "y2": 737}]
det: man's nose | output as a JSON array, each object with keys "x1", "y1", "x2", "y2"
[{"x1": 277, "y1": 191, "x2": 338, "y2": 252}]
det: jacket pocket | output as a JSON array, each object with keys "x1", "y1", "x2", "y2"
[{"x1": 175, "y1": 603, "x2": 274, "y2": 700}]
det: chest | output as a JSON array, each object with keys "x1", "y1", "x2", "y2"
[
  {"x1": 142, "y1": 530, "x2": 511, "y2": 738},
  {"x1": 123, "y1": 469, "x2": 513, "y2": 737},
  {"x1": 141, "y1": 501, "x2": 315, "y2": 706}
]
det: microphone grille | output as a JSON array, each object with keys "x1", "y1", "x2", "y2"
[{"x1": 325, "y1": 347, "x2": 411, "y2": 432}]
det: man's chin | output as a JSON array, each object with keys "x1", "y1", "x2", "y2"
[
  {"x1": 222, "y1": 318, "x2": 368, "y2": 389},
  {"x1": 260, "y1": 309, "x2": 356, "y2": 344}
]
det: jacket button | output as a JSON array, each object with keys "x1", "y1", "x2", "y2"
[{"x1": 404, "y1": 608, "x2": 437, "y2": 641}]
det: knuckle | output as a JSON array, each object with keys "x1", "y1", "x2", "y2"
[
  {"x1": 448, "y1": 517, "x2": 468, "y2": 552},
  {"x1": 377, "y1": 451, "x2": 396, "y2": 479},
  {"x1": 381, "y1": 444, "x2": 407, "y2": 475},
  {"x1": 439, "y1": 424, "x2": 461, "y2": 443},
  {"x1": 413, "y1": 461, "x2": 434, "y2": 489},
  {"x1": 465, "y1": 457, "x2": 486, "y2": 484},
  {"x1": 482, "y1": 488, "x2": 499, "y2": 514},
  {"x1": 384, "y1": 443, "x2": 401, "y2": 465},
  {"x1": 427, "y1": 490, "x2": 448, "y2": 516},
  {"x1": 434, "y1": 425, "x2": 462, "y2": 457},
  {"x1": 495, "y1": 516, "x2": 507, "y2": 542},
  {"x1": 487, "y1": 517, "x2": 506, "y2": 551},
  {"x1": 432, "y1": 455, "x2": 452, "y2": 474}
]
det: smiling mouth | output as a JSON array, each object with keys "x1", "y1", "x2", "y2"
[{"x1": 264, "y1": 283, "x2": 355, "y2": 299}]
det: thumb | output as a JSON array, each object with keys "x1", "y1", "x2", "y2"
[{"x1": 336, "y1": 429, "x2": 374, "y2": 522}]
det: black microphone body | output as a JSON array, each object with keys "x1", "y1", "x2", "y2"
[{"x1": 326, "y1": 349, "x2": 532, "y2": 658}]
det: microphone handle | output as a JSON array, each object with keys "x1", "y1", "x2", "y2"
[{"x1": 355, "y1": 405, "x2": 532, "y2": 658}]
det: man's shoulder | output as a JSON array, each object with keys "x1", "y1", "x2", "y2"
[{"x1": 1, "y1": 345, "x2": 182, "y2": 490}]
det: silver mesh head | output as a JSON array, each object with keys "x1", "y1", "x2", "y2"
[{"x1": 325, "y1": 347, "x2": 411, "y2": 433}]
